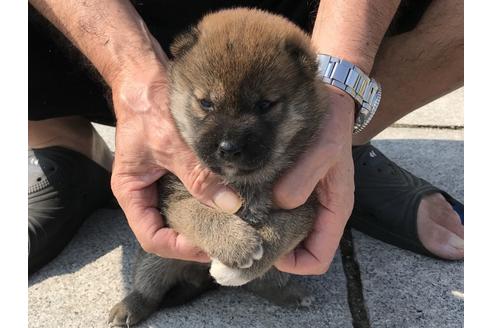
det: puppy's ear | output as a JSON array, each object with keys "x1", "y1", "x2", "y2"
[
  {"x1": 283, "y1": 36, "x2": 318, "y2": 78},
  {"x1": 170, "y1": 27, "x2": 199, "y2": 58}
]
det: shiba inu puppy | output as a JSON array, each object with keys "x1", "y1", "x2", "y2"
[{"x1": 109, "y1": 8, "x2": 330, "y2": 326}]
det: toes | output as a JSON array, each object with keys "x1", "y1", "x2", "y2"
[
  {"x1": 418, "y1": 215, "x2": 464, "y2": 260},
  {"x1": 252, "y1": 244, "x2": 263, "y2": 260},
  {"x1": 108, "y1": 293, "x2": 155, "y2": 327},
  {"x1": 420, "y1": 193, "x2": 464, "y2": 237},
  {"x1": 108, "y1": 303, "x2": 135, "y2": 327},
  {"x1": 238, "y1": 257, "x2": 254, "y2": 269},
  {"x1": 236, "y1": 243, "x2": 262, "y2": 268},
  {"x1": 222, "y1": 241, "x2": 263, "y2": 268},
  {"x1": 417, "y1": 193, "x2": 464, "y2": 260}
]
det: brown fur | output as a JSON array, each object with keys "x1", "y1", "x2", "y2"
[{"x1": 109, "y1": 8, "x2": 330, "y2": 326}]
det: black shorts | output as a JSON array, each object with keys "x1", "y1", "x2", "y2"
[{"x1": 28, "y1": 0, "x2": 431, "y2": 126}]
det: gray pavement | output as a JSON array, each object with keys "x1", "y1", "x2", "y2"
[
  {"x1": 29, "y1": 88, "x2": 464, "y2": 327},
  {"x1": 395, "y1": 88, "x2": 464, "y2": 128},
  {"x1": 28, "y1": 209, "x2": 352, "y2": 328},
  {"x1": 355, "y1": 129, "x2": 464, "y2": 328}
]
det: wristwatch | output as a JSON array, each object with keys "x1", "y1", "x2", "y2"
[{"x1": 317, "y1": 54, "x2": 382, "y2": 134}]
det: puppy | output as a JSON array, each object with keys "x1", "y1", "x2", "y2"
[{"x1": 109, "y1": 8, "x2": 330, "y2": 327}]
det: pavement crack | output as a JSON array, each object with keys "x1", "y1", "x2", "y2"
[
  {"x1": 391, "y1": 123, "x2": 463, "y2": 130},
  {"x1": 340, "y1": 228, "x2": 371, "y2": 328}
]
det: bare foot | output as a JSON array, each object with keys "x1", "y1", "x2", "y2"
[{"x1": 417, "y1": 193, "x2": 464, "y2": 260}]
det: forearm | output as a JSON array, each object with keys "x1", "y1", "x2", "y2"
[
  {"x1": 312, "y1": 0, "x2": 400, "y2": 74},
  {"x1": 29, "y1": 0, "x2": 161, "y2": 87}
]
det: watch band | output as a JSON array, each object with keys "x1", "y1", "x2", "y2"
[{"x1": 317, "y1": 54, "x2": 382, "y2": 134}]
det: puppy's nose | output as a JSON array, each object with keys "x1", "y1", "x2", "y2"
[{"x1": 218, "y1": 140, "x2": 242, "y2": 160}]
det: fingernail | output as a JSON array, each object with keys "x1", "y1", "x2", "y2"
[
  {"x1": 213, "y1": 188, "x2": 242, "y2": 214},
  {"x1": 448, "y1": 233, "x2": 464, "y2": 250}
]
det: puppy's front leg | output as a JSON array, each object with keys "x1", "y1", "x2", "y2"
[
  {"x1": 212, "y1": 199, "x2": 317, "y2": 286},
  {"x1": 165, "y1": 197, "x2": 263, "y2": 279}
]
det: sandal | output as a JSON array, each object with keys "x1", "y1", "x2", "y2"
[
  {"x1": 349, "y1": 143, "x2": 464, "y2": 257},
  {"x1": 28, "y1": 146, "x2": 113, "y2": 274}
]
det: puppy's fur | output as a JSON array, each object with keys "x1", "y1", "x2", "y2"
[{"x1": 109, "y1": 8, "x2": 330, "y2": 326}]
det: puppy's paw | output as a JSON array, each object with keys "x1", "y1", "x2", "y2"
[
  {"x1": 237, "y1": 243, "x2": 263, "y2": 268},
  {"x1": 108, "y1": 292, "x2": 156, "y2": 327},
  {"x1": 210, "y1": 259, "x2": 252, "y2": 286},
  {"x1": 108, "y1": 301, "x2": 138, "y2": 327},
  {"x1": 274, "y1": 285, "x2": 314, "y2": 308},
  {"x1": 209, "y1": 220, "x2": 264, "y2": 269}
]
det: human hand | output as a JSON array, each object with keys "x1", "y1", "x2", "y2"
[
  {"x1": 109, "y1": 44, "x2": 242, "y2": 262},
  {"x1": 273, "y1": 86, "x2": 355, "y2": 275}
]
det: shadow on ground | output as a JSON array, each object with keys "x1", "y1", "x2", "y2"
[{"x1": 28, "y1": 209, "x2": 136, "y2": 289}]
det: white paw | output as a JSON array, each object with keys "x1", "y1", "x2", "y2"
[{"x1": 210, "y1": 260, "x2": 252, "y2": 286}]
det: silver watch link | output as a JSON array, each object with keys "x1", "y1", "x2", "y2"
[{"x1": 317, "y1": 54, "x2": 382, "y2": 134}]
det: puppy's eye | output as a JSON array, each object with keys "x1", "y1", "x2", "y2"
[
  {"x1": 255, "y1": 100, "x2": 277, "y2": 112},
  {"x1": 199, "y1": 99, "x2": 214, "y2": 112}
]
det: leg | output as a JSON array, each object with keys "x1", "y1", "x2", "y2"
[
  {"x1": 109, "y1": 252, "x2": 211, "y2": 326},
  {"x1": 352, "y1": 0, "x2": 464, "y2": 259},
  {"x1": 353, "y1": 0, "x2": 463, "y2": 143},
  {"x1": 28, "y1": 117, "x2": 115, "y2": 274},
  {"x1": 161, "y1": 176, "x2": 264, "y2": 282},
  {"x1": 245, "y1": 268, "x2": 313, "y2": 307},
  {"x1": 29, "y1": 116, "x2": 113, "y2": 171},
  {"x1": 109, "y1": 252, "x2": 175, "y2": 327},
  {"x1": 28, "y1": 119, "x2": 114, "y2": 273},
  {"x1": 210, "y1": 201, "x2": 316, "y2": 286},
  {"x1": 28, "y1": 6, "x2": 116, "y2": 273}
]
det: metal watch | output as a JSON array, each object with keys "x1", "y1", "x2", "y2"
[{"x1": 317, "y1": 54, "x2": 382, "y2": 134}]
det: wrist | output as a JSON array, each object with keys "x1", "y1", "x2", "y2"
[
  {"x1": 313, "y1": 43, "x2": 374, "y2": 76},
  {"x1": 326, "y1": 85, "x2": 356, "y2": 117},
  {"x1": 111, "y1": 60, "x2": 171, "y2": 122},
  {"x1": 324, "y1": 85, "x2": 356, "y2": 136},
  {"x1": 317, "y1": 53, "x2": 382, "y2": 135},
  {"x1": 103, "y1": 33, "x2": 167, "y2": 88}
]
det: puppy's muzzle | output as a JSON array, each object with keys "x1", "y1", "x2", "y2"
[{"x1": 218, "y1": 140, "x2": 242, "y2": 161}]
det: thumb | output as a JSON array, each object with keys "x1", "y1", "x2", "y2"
[
  {"x1": 273, "y1": 143, "x2": 337, "y2": 209},
  {"x1": 171, "y1": 150, "x2": 242, "y2": 214}
]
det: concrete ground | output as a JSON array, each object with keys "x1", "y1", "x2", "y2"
[{"x1": 28, "y1": 88, "x2": 464, "y2": 328}]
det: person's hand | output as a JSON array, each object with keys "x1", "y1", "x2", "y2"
[
  {"x1": 109, "y1": 46, "x2": 242, "y2": 262},
  {"x1": 273, "y1": 86, "x2": 355, "y2": 275}
]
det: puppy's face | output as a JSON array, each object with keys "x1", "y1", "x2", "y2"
[{"x1": 169, "y1": 9, "x2": 325, "y2": 183}]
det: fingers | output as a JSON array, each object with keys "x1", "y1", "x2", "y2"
[
  {"x1": 170, "y1": 149, "x2": 242, "y2": 214},
  {"x1": 133, "y1": 207, "x2": 209, "y2": 262},
  {"x1": 147, "y1": 225, "x2": 211, "y2": 263},
  {"x1": 273, "y1": 140, "x2": 339, "y2": 209},
  {"x1": 274, "y1": 206, "x2": 346, "y2": 275},
  {"x1": 111, "y1": 170, "x2": 210, "y2": 262},
  {"x1": 275, "y1": 156, "x2": 354, "y2": 275},
  {"x1": 273, "y1": 88, "x2": 354, "y2": 210}
]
